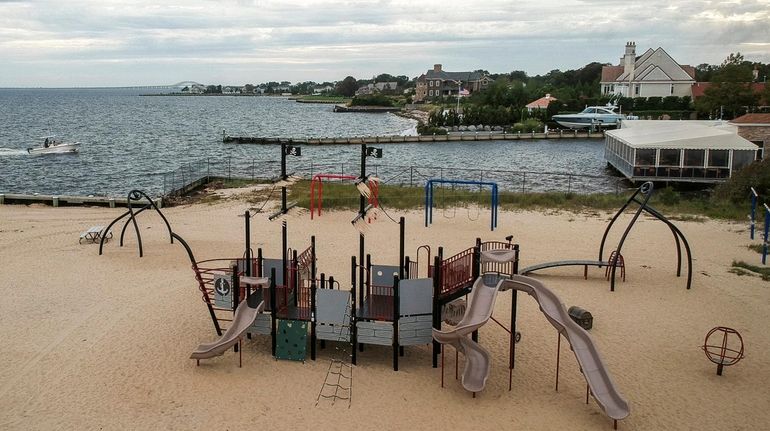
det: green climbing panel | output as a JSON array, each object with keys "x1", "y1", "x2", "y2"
[{"x1": 276, "y1": 319, "x2": 307, "y2": 361}]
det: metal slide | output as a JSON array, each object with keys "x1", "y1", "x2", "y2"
[
  {"x1": 190, "y1": 278, "x2": 268, "y2": 360},
  {"x1": 500, "y1": 275, "x2": 630, "y2": 421},
  {"x1": 432, "y1": 276, "x2": 501, "y2": 392}
]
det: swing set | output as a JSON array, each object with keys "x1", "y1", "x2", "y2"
[
  {"x1": 424, "y1": 179, "x2": 499, "y2": 231},
  {"x1": 309, "y1": 174, "x2": 379, "y2": 219}
]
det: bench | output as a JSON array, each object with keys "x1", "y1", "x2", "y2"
[{"x1": 79, "y1": 226, "x2": 112, "y2": 244}]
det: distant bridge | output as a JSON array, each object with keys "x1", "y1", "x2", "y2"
[{"x1": 105, "y1": 81, "x2": 204, "y2": 90}]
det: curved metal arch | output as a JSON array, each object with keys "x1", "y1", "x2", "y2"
[
  {"x1": 99, "y1": 189, "x2": 174, "y2": 257},
  {"x1": 598, "y1": 182, "x2": 693, "y2": 291}
]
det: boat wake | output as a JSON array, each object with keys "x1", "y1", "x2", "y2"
[{"x1": 0, "y1": 148, "x2": 28, "y2": 156}]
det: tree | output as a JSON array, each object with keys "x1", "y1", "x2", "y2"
[
  {"x1": 336, "y1": 76, "x2": 358, "y2": 97},
  {"x1": 697, "y1": 56, "x2": 757, "y2": 118},
  {"x1": 242, "y1": 84, "x2": 254, "y2": 94}
]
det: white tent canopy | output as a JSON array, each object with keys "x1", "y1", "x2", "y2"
[{"x1": 607, "y1": 121, "x2": 757, "y2": 150}]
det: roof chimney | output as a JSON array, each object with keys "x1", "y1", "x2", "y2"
[
  {"x1": 623, "y1": 41, "x2": 636, "y2": 81},
  {"x1": 545, "y1": 93, "x2": 551, "y2": 99},
  {"x1": 433, "y1": 64, "x2": 442, "y2": 72}
]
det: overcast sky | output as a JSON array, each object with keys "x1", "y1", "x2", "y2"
[{"x1": 1, "y1": 0, "x2": 769, "y2": 87}]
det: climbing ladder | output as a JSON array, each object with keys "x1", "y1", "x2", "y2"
[{"x1": 315, "y1": 302, "x2": 353, "y2": 408}]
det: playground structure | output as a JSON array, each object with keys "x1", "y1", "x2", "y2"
[
  {"x1": 98, "y1": 142, "x2": 640, "y2": 428},
  {"x1": 424, "y1": 179, "x2": 499, "y2": 231},
  {"x1": 309, "y1": 173, "x2": 378, "y2": 219},
  {"x1": 702, "y1": 326, "x2": 745, "y2": 376},
  {"x1": 98, "y1": 189, "x2": 175, "y2": 257},
  {"x1": 522, "y1": 181, "x2": 693, "y2": 291}
]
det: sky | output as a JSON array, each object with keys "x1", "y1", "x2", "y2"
[{"x1": 1, "y1": 0, "x2": 769, "y2": 87}]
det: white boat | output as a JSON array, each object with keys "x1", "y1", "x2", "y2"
[
  {"x1": 27, "y1": 136, "x2": 80, "y2": 155},
  {"x1": 552, "y1": 106, "x2": 624, "y2": 129}
]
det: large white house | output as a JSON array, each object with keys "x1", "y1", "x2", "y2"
[{"x1": 601, "y1": 42, "x2": 696, "y2": 98}]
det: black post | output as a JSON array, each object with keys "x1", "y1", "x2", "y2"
[
  {"x1": 311, "y1": 273, "x2": 317, "y2": 361},
  {"x1": 270, "y1": 267, "x2": 277, "y2": 357},
  {"x1": 281, "y1": 141, "x2": 287, "y2": 180},
  {"x1": 471, "y1": 240, "x2": 480, "y2": 343},
  {"x1": 319, "y1": 273, "x2": 326, "y2": 350},
  {"x1": 393, "y1": 275, "x2": 400, "y2": 371},
  {"x1": 292, "y1": 250, "x2": 299, "y2": 307},
  {"x1": 231, "y1": 263, "x2": 240, "y2": 352},
  {"x1": 351, "y1": 256, "x2": 358, "y2": 365},
  {"x1": 244, "y1": 210, "x2": 251, "y2": 277},
  {"x1": 282, "y1": 221, "x2": 288, "y2": 298},
  {"x1": 257, "y1": 248, "x2": 263, "y2": 277},
  {"x1": 511, "y1": 289, "x2": 518, "y2": 370},
  {"x1": 399, "y1": 217, "x2": 406, "y2": 279},
  {"x1": 432, "y1": 251, "x2": 443, "y2": 368}
]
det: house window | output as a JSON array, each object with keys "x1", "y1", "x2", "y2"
[
  {"x1": 429, "y1": 90, "x2": 433, "y2": 96},
  {"x1": 670, "y1": 84, "x2": 674, "y2": 95},
  {"x1": 752, "y1": 140, "x2": 764, "y2": 160},
  {"x1": 634, "y1": 84, "x2": 640, "y2": 96},
  {"x1": 635, "y1": 149, "x2": 656, "y2": 166},
  {"x1": 708, "y1": 150, "x2": 729, "y2": 168},
  {"x1": 659, "y1": 149, "x2": 681, "y2": 167},
  {"x1": 684, "y1": 149, "x2": 705, "y2": 167},
  {"x1": 429, "y1": 81, "x2": 433, "y2": 87},
  {"x1": 436, "y1": 80, "x2": 441, "y2": 87}
]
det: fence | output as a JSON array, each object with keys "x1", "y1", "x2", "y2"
[{"x1": 160, "y1": 157, "x2": 629, "y2": 198}]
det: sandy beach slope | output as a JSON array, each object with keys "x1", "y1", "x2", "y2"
[{"x1": 1, "y1": 199, "x2": 768, "y2": 430}]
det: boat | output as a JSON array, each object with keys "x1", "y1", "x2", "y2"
[
  {"x1": 552, "y1": 106, "x2": 624, "y2": 129},
  {"x1": 27, "y1": 136, "x2": 80, "y2": 155}
]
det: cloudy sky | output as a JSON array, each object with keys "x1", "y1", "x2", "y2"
[{"x1": 1, "y1": 0, "x2": 769, "y2": 87}]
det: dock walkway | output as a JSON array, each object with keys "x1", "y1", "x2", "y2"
[{"x1": 223, "y1": 130, "x2": 604, "y2": 145}]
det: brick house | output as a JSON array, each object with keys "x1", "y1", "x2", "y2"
[
  {"x1": 414, "y1": 64, "x2": 493, "y2": 102},
  {"x1": 730, "y1": 113, "x2": 770, "y2": 159}
]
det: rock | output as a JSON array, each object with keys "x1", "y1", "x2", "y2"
[
  {"x1": 483, "y1": 125, "x2": 491, "y2": 131},
  {"x1": 468, "y1": 125, "x2": 476, "y2": 131}
]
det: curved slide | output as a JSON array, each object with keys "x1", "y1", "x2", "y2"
[
  {"x1": 190, "y1": 279, "x2": 268, "y2": 360},
  {"x1": 432, "y1": 276, "x2": 501, "y2": 392},
  {"x1": 501, "y1": 275, "x2": 630, "y2": 421}
]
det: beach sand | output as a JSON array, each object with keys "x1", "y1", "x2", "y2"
[{"x1": 1, "y1": 197, "x2": 769, "y2": 430}]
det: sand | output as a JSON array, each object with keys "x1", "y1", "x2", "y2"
[{"x1": 1, "y1": 197, "x2": 769, "y2": 430}]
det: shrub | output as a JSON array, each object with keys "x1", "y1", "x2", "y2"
[
  {"x1": 350, "y1": 94, "x2": 393, "y2": 107},
  {"x1": 714, "y1": 157, "x2": 770, "y2": 203}
]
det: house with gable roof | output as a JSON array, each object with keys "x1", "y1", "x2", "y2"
[
  {"x1": 414, "y1": 64, "x2": 493, "y2": 102},
  {"x1": 601, "y1": 42, "x2": 696, "y2": 98}
]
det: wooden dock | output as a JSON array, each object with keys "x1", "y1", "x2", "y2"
[
  {"x1": 0, "y1": 193, "x2": 162, "y2": 208},
  {"x1": 222, "y1": 130, "x2": 604, "y2": 145}
]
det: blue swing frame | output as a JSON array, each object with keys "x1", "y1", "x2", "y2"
[{"x1": 424, "y1": 179, "x2": 499, "y2": 231}]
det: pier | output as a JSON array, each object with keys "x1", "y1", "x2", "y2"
[
  {"x1": 222, "y1": 129, "x2": 605, "y2": 145},
  {"x1": 0, "y1": 193, "x2": 162, "y2": 208}
]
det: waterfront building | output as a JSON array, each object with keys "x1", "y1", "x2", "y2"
[
  {"x1": 414, "y1": 64, "x2": 493, "y2": 102},
  {"x1": 604, "y1": 120, "x2": 757, "y2": 184},
  {"x1": 525, "y1": 94, "x2": 558, "y2": 112},
  {"x1": 601, "y1": 42, "x2": 696, "y2": 98},
  {"x1": 355, "y1": 82, "x2": 399, "y2": 96},
  {"x1": 730, "y1": 113, "x2": 770, "y2": 159}
]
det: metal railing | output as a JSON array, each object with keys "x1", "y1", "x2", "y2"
[{"x1": 160, "y1": 157, "x2": 629, "y2": 197}]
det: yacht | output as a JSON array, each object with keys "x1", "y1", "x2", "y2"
[{"x1": 552, "y1": 106, "x2": 624, "y2": 129}]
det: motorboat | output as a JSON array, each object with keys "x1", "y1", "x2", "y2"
[
  {"x1": 552, "y1": 106, "x2": 624, "y2": 129},
  {"x1": 27, "y1": 136, "x2": 80, "y2": 155}
]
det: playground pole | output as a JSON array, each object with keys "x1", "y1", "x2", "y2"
[
  {"x1": 244, "y1": 210, "x2": 251, "y2": 277},
  {"x1": 750, "y1": 188, "x2": 758, "y2": 240},
  {"x1": 761, "y1": 203, "x2": 769, "y2": 264},
  {"x1": 351, "y1": 256, "x2": 358, "y2": 365}
]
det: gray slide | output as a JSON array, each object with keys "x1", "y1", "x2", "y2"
[
  {"x1": 432, "y1": 276, "x2": 501, "y2": 392},
  {"x1": 190, "y1": 277, "x2": 268, "y2": 360},
  {"x1": 500, "y1": 275, "x2": 630, "y2": 421}
]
